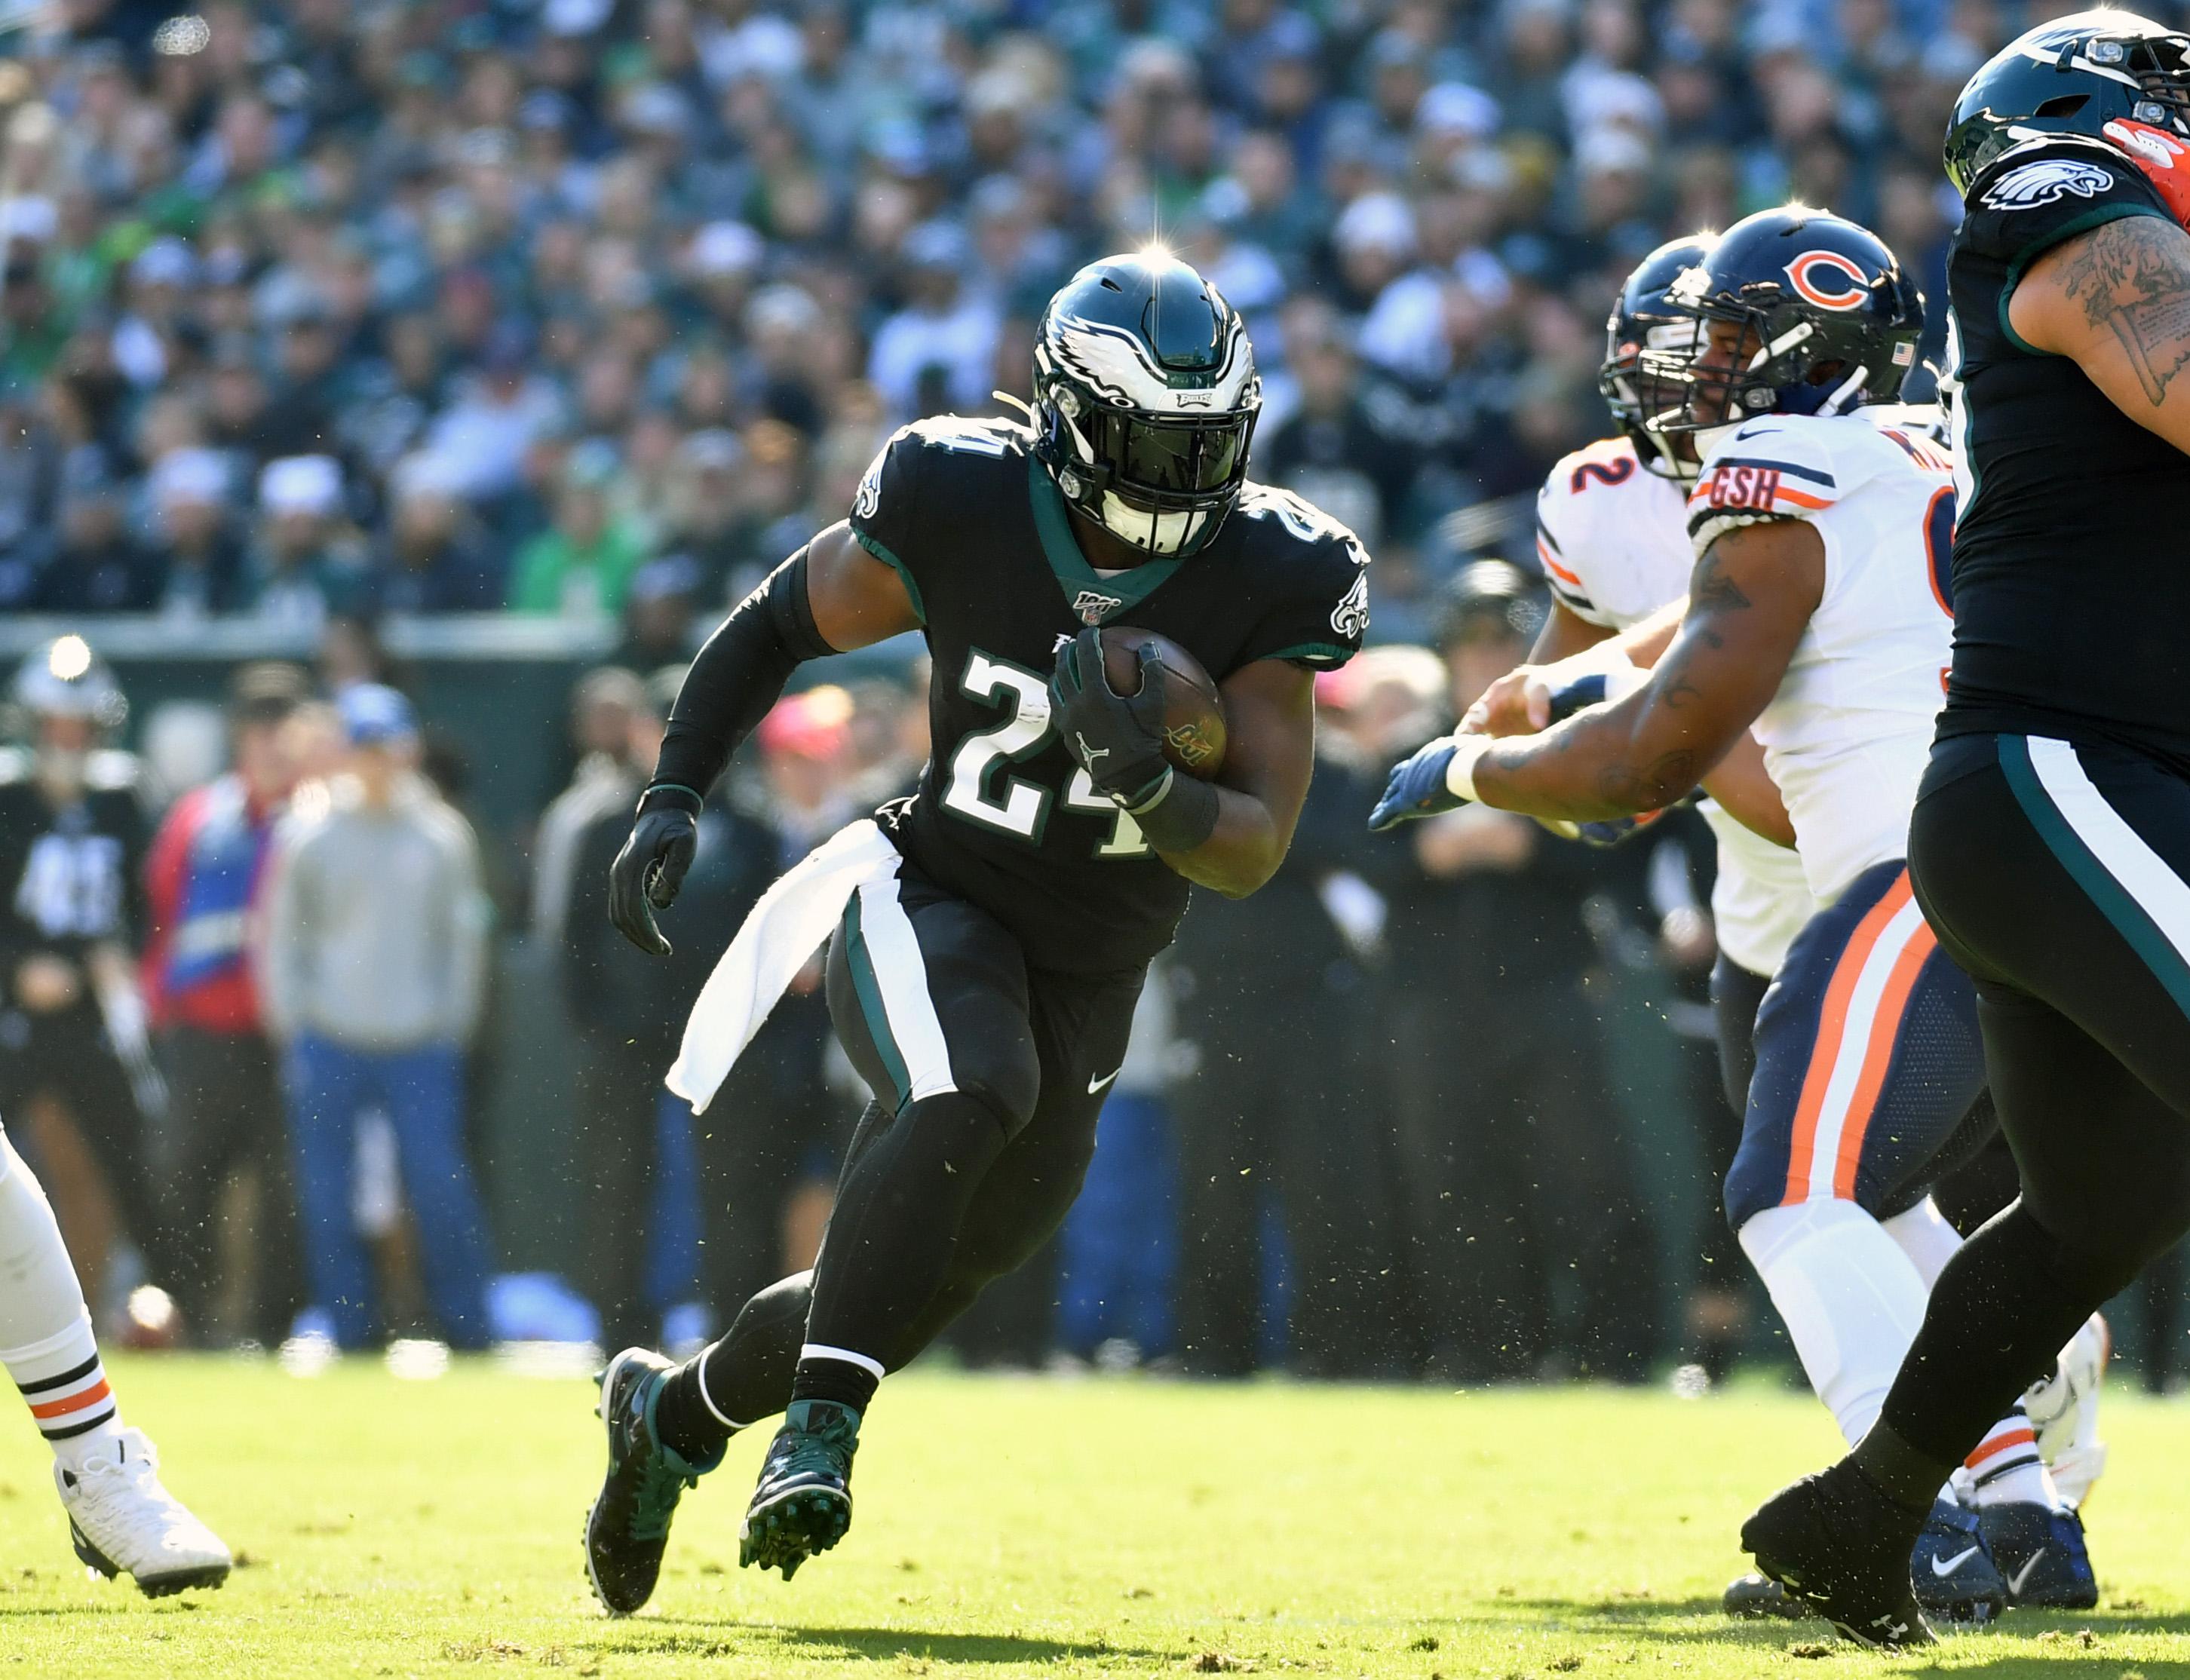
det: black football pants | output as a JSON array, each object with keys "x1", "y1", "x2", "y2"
[
  {"x1": 687, "y1": 861, "x2": 1141, "y2": 1424},
  {"x1": 1879, "y1": 733, "x2": 2190, "y2": 1468}
]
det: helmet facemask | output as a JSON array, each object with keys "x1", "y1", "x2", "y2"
[
  {"x1": 1641, "y1": 278, "x2": 1897, "y2": 454},
  {"x1": 1031, "y1": 255, "x2": 1262, "y2": 559},
  {"x1": 1600, "y1": 314, "x2": 1703, "y2": 480},
  {"x1": 1036, "y1": 354, "x2": 1260, "y2": 558}
]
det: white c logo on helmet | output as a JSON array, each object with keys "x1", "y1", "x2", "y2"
[{"x1": 1784, "y1": 250, "x2": 1873, "y2": 311}]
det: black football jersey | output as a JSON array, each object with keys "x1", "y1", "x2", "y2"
[
  {"x1": 850, "y1": 415, "x2": 1370, "y2": 973},
  {"x1": 0, "y1": 747, "x2": 150, "y2": 970},
  {"x1": 1940, "y1": 139, "x2": 2190, "y2": 771}
]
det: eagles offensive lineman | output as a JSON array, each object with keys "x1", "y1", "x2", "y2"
[
  {"x1": 583, "y1": 252, "x2": 1366, "y2": 1611},
  {"x1": 1373, "y1": 207, "x2": 2096, "y2": 1624},
  {"x1": 1741, "y1": 13, "x2": 2190, "y2": 1645}
]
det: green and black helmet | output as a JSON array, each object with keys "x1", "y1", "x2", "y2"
[
  {"x1": 1032, "y1": 251, "x2": 1261, "y2": 558},
  {"x1": 1945, "y1": 10, "x2": 2190, "y2": 210}
]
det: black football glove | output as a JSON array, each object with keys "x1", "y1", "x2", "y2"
[
  {"x1": 1049, "y1": 627, "x2": 1170, "y2": 805},
  {"x1": 609, "y1": 786, "x2": 701, "y2": 955}
]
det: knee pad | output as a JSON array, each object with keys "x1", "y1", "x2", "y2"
[{"x1": 1739, "y1": 1199, "x2": 1930, "y2": 1447}]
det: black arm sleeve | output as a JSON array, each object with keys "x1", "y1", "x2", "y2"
[{"x1": 644, "y1": 550, "x2": 836, "y2": 808}]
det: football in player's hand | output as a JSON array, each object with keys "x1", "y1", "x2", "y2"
[{"x1": 1097, "y1": 626, "x2": 1227, "y2": 779}]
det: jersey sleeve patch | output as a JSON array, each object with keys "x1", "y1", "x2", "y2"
[
  {"x1": 1686, "y1": 429, "x2": 1847, "y2": 555},
  {"x1": 1961, "y1": 140, "x2": 2175, "y2": 279},
  {"x1": 848, "y1": 425, "x2": 931, "y2": 624},
  {"x1": 1688, "y1": 456, "x2": 1838, "y2": 520},
  {"x1": 1980, "y1": 158, "x2": 2118, "y2": 211},
  {"x1": 1231, "y1": 492, "x2": 1372, "y2": 670}
]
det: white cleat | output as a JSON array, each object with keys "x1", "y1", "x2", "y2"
[
  {"x1": 54, "y1": 1428, "x2": 232, "y2": 1597},
  {"x1": 2025, "y1": 1313, "x2": 2110, "y2": 1510}
]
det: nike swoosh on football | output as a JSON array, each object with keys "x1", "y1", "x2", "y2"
[
  {"x1": 2007, "y1": 1548, "x2": 2047, "y2": 1596},
  {"x1": 1930, "y1": 1545, "x2": 1981, "y2": 1577},
  {"x1": 1087, "y1": 1067, "x2": 1123, "y2": 1095}
]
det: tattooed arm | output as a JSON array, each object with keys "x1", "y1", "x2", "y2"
[
  {"x1": 1465, "y1": 519, "x2": 1822, "y2": 823},
  {"x1": 2013, "y1": 213, "x2": 2190, "y2": 434}
]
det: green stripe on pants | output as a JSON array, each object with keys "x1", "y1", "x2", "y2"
[
  {"x1": 1997, "y1": 734, "x2": 2190, "y2": 1020},
  {"x1": 843, "y1": 888, "x2": 912, "y2": 1111}
]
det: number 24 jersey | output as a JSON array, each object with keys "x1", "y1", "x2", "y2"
[{"x1": 850, "y1": 415, "x2": 1369, "y2": 974}]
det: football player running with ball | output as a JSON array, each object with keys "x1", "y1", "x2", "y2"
[
  {"x1": 1373, "y1": 206, "x2": 2094, "y2": 1631},
  {"x1": 583, "y1": 252, "x2": 1368, "y2": 1611},
  {"x1": 1733, "y1": 13, "x2": 2190, "y2": 1645}
]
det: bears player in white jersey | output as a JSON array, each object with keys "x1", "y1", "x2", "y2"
[
  {"x1": 1529, "y1": 235, "x2": 1819, "y2": 1163},
  {"x1": 1492, "y1": 257, "x2": 2112, "y2": 1571},
  {"x1": 1373, "y1": 207, "x2": 2096, "y2": 1623}
]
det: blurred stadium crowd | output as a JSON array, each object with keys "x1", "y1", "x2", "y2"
[
  {"x1": 0, "y1": 0, "x2": 2005, "y2": 639},
  {"x1": 6, "y1": 0, "x2": 2189, "y2": 1385}
]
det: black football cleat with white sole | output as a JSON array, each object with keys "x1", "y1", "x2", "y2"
[
  {"x1": 1979, "y1": 1501, "x2": 2098, "y2": 1609},
  {"x1": 738, "y1": 1398, "x2": 860, "y2": 1580},
  {"x1": 584, "y1": 1348, "x2": 720, "y2": 1616},
  {"x1": 1741, "y1": 1466, "x2": 1937, "y2": 1648}
]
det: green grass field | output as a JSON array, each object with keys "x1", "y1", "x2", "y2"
[{"x1": 6, "y1": 1357, "x2": 2190, "y2": 1678}]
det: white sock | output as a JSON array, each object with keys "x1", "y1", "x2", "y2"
[
  {"x1": 1738, "y1": 1199, "x2": 1928, "y2": 1448},
  {"x1": 1962, "y1": 1407, "x2": 2064, "y2": 1510},
  {"x1": 0, "y1": 1126, "x2": 124, "y2": 1474},
  {"x1": 1881, "y1": 1196, "x2": 1961, "y2": 1289}
]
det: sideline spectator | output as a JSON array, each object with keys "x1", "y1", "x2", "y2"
[
  {"x1": 143, "y1": 449, "x2": 249, "y2": 618},
  {"x1": 245, "y1": 455, "x2": 369, "y2": 628},
  {"x1": 261, "y1": 684, "x2": 494, "y2": 1349},
  {"x1": 510, "y1": 443, "x2": 648, "y2": 617},
  {"x1": 143, "y1": 663, "x2": 311, "y2": 1347}
]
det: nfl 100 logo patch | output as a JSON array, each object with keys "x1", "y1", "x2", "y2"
[{"x1": 1072, "y1": 589, "x2": 1123, "y2": 624}]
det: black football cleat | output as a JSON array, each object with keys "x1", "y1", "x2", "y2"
[
  {"x1": 1722, "y1": 1572, "x2": 1810, "y2": 1620},
  {"x1": 1910, "y1": 1498, "x2": 2008, "y2": 1624},
  {"x1": 584, "y1": 1348, "x2": 720, "y2": 1616},
  {"x1": 1741, "y1": 1467, "x2": 1937, "y2": 1648},
  {"x1": 738, "y1": 1398, "x2": 860, "y2": 1580},
  {"x1": 1979, "y1": 1501, "x2": 2099, "y2": 1610}
]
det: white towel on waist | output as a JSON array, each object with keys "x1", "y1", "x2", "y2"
[{"x1": 666, "y1": 817, "x2": 899, "y2": 1114}]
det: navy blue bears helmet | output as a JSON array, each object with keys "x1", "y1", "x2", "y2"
[
  {"x1": 1599, "y1": 234, "x2": 1718, "y2": 480},
  {"x1": 1640, "y1": 206, "x2": 1924, "y2": 446}
]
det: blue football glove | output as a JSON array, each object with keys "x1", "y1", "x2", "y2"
[{"x1": 1369, "y1": 737, "x2": 1467, "y2": 832}]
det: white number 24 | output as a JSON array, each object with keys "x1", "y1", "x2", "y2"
[{"x1": 941, "y1": 651, "x2": 1148, "y2": 858}]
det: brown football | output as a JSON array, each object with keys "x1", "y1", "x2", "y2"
[{"x1": 1097, "y1": 625, "x2": 1228, "y2": 779}]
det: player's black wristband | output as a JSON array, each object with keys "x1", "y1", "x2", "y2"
[
  {"x1": 649, "y1": 549, "x2": 836, "y2": 798},
  {"x1": 636, "y1": 781, "x2": 704, "y2": 817},
  {"x1": 1124, "y1": 767, "x2": 1219, "y2": 854}
]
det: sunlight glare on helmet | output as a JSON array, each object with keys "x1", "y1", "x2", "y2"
[
  {"x1": 1139, "y1": 240, "x2": 1172, "y2": 264},
  {"x1": 48, "y1": 635, "x2": 91, "y2": 682}
]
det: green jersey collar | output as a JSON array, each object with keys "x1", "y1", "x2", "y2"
[{"x1": 1026, "y1": 455, "x2": 1182, "y2": 624}]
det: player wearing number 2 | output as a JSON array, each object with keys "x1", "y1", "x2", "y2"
[
  {"x1": 581, "y1": 250, "x2": 1367, "y2": 1610},
  {"x1": 1373, "y1": 207, "x2": 2093, "y2": 1625}
]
